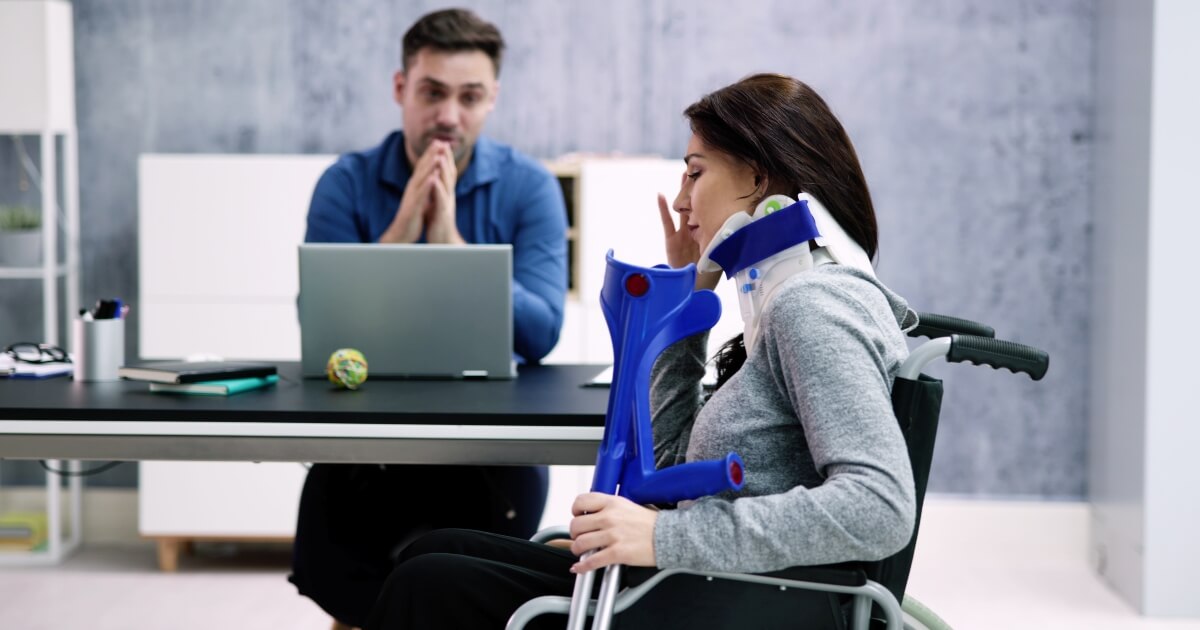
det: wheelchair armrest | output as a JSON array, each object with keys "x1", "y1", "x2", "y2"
[
  {"x1": 528, "y1": 523, "x2": 869, "y2": 588},
  {"x1": 530, "y1": 525, "x2": 571, "y2": 544},
  {"x1": 759, "y1": 562, "x2": 868, "y2": 588}
]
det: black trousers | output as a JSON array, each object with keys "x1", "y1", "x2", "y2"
[
  {"x1": 288, "y1": 463, "x2": 549, "y2": 628},
  {"x1": 365, "y1": 528, "x2": 848, "y2": 630}
]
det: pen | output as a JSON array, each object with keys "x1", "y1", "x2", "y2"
[{"x1": 92, "y1": 298, "x2": 123, "y2": 319}]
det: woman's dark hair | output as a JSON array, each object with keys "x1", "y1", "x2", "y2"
[
  {"x1": 683, "y1": 74, "x2": 878, "y2": 389},
  {"x1": 402, "y1": 8, "x2": 505, "y2": 76}
]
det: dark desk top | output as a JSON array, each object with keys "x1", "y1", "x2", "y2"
[
  {"x1": 0, "y1": 362, "x2": 611, "y2": 428},
  {"x1": 0, "y1": 363, "x2": 610, "y2": 464}
]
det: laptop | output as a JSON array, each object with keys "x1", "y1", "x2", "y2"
[{"x1": 298, "y1": 243, "x2": 516, "y2": 379}]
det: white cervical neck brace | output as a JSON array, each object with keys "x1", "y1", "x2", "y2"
[{"x1": 696, "y1": 193, "x2": 875, "y2": 352}]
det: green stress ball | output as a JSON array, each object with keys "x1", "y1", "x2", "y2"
[{"x1": 326, "y1": 348, "x2": 368, "y2": 390}]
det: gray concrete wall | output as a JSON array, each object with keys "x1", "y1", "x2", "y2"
[{"x1": 1, "y1": 0, "x2": 1093, "y2": 494}]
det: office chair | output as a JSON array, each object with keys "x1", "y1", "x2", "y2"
[{"x1": 507, "y1": 256, "x2": 1049, "y2": 630}]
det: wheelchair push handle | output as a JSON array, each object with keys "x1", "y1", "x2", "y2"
[
  {"x1": 946, "y1": 334, "x2": 1049, "y2": 381},
  {"x1": 909, "y1": 312, "x2": 995, "y2": 340}
]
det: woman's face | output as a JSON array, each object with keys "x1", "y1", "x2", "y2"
[{"x1": 673, "y1": 134, "x2": 760, "y2": 253}]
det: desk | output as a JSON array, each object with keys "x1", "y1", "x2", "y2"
[{"x1": 0, "y1": 363, "x2": 609, "y2": 465}]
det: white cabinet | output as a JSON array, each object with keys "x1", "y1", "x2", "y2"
[
  {"x1": 137, "y1": 154, "x2": 335, "y2": 361},
  {"x1": 137, "y1": 154, "x2": 331, "y2": 570},
  {"x1": 138, "y1": 461, "x2": 309, "y2": 571}
]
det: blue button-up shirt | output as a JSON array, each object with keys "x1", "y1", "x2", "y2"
[{"x1": 305, "y1": 131, "x2": 567, "y2": 362}]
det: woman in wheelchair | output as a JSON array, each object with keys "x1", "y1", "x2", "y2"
[{"x1": 365, "y1": 73, "x2": 919, "y2": 629}]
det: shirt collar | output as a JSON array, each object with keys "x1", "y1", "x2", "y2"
[{"x1": 380, "y1": 131, "x2": 502, "y2": 195}]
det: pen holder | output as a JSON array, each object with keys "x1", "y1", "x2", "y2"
[{"x1": 73, "y1": 317, "x2": 125, "y2": 382}]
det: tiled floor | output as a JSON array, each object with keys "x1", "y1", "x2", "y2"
[
  {"x1": 904, "y1": 500, "x2": 1200, "y2": 630},
  {"x1": 0, "y1": 498, "x2": 1197, "y2": 630},
  {"x1": 0, "y1": 543, "x2": 330, "y2": 629}
]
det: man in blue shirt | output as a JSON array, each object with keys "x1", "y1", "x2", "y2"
[{"x1": 290, "y1": 10, "x2": 567, "y2": 629}]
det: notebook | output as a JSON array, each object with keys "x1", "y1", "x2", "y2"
[
  {"x1": 298, "y1": 243, "x2": 516, "y2": 379},
  {"x1": 149, "y1": 374, "x2": 280, "y2": 396},
  {"x1": 118, "y1": 361, "x2": 277, "y2": 384}
]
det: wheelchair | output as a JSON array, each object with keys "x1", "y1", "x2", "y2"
[{"x1": 507, "y1": 270, "x2": 1049, "y2": 630}]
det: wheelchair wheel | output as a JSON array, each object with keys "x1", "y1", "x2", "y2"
[{"x1": 901, "y1": 594, "x2": 953, "y2": 630}]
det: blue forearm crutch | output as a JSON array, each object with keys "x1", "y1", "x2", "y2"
[
  {"x1": 566, "y1": 251, "x2": 745, "y2": 630},
  {"x1": 593, "y1": 251, "x2": 744, "y2": 502}
]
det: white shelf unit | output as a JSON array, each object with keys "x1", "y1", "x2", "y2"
[
  {"x1": 0, "y1": 0, "x2": 82, "y2": 566},
  {"x1": 134, "y1": 153, "x2": 742, "y2": 569},
  {"x1": 0, "y1": 0, "x2": 80, "y2": 347}
]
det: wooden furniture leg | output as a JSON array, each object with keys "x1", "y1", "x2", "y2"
[{"x1": 156, "y1": 538, "x2": 183, "y2": 572}]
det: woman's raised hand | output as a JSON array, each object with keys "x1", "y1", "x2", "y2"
[
  {"x1": 658, "y1": 191, "x2": 721, "y2": 291},
  {"x1": 658, "y1": 193, "x2": 699, "y2": 270}
]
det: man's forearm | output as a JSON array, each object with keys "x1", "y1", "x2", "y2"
[{"x1": 513, "y1": 281, "x2": 563, "y2": 362}]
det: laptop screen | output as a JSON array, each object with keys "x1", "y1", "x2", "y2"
[{"x1": 298, "y1": 243, "x2": 515, "y2": 379}]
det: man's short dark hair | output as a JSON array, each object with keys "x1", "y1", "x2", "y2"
[{"x1": 402, "y1": 8, "x2": 505, "y2": 77}]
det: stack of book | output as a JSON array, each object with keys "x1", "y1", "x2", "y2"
[
  {"x1": 117, "y1": 361, "x2": 278, "y2": 396},
  {"x1": 0, "y1": 512, "x2": 48, "y2": 552}
]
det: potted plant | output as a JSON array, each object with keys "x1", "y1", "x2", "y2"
[{"x1": 0, "y1": 204, "x2": 42, "y2": 267}]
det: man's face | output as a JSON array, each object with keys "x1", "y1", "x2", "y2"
[{"x1": 395, "y1": 48, "x2": 499, "y2": 167}]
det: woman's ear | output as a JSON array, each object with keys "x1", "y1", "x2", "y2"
[
  {"x1": 753, "y1": 173, "x2": 769, "y2": 199},
  {"x1": 740, "y1": 173, "x2": 769, "y2": 213}
]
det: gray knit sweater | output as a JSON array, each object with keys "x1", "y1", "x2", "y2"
[{"x1": 650, "y1": 265, "x2": 918, "y2": 573}]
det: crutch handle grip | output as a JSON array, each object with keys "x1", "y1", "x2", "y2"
[{"x1": 625, "y1": 453, "x2": 744, "y2": 505}]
